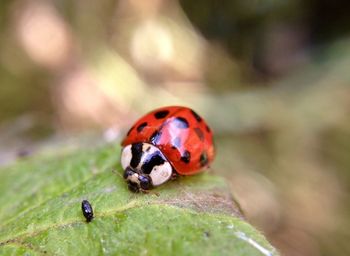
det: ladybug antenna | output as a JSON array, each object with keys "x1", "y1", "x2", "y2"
[
  {"x1": 112, "y1": 169, "x2": 123, "y2": 179},
  {"x1": 139, "y1": 188, "x2": 160, "y2": 196}
]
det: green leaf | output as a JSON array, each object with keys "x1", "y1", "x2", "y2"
[{"x1": 0, "y1": 145, "x2": 278, "y2": 256}]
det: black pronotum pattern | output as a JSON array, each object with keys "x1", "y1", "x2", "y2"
[
  {"x1": 141, "y1": 151, "x2": 166, "y2": 174},
  {"x1": 130, "y1": 143, "x2": 143, "y2": 168}
]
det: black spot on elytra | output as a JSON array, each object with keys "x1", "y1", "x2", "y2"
[
  {"x1": 199, "y1": 151, "x2": 209, "y2": 167},
  {"x1": 130, "y1": 143, "x2": 143, "y2": 168},
  {"x1": 150, "y1": 130, "x2": 162, "y2": 144},
  {"x1": 127, "y1": 125, "x2": 134, "y2": 136},
  {"x1": 181, "y1": 150, "x2": 191, "y2": 164},
  {"x1": 141, "y1": 151, "x2": 166, "y2": 174},
  {"x1": 191, "y1": 110, "x2": 202, "y2": 122},
  {"x1": 205, "y1": 124, "x2": 211, "y2": 133},
  {"x1": 194, "y1": 127, "x2": 204, "y2": 141},
  {"x1": 173, "y1": 117, "x2": 189, "y2": 129},
  {"x1": 137, "y1": 122, "x2": 148, "y2": 132},
  {"x1": 154, "y1": 110, "x2": 169, "y2": 119},
  {"x1": 172, "y1": 137, "x2": 181, "y2": 149}
]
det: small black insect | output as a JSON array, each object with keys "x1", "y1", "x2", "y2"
[{"x1": 81, "y1": 200, "x2": 94, "y2": 222}]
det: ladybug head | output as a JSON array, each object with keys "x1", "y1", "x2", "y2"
[
  {"x1": 121, "y1": 143, "x2": 173, "y2": 192},
  {"x1": 123, "y1": 167, "x2": 152, "y2": 192}
]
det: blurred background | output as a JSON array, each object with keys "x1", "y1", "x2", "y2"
[{"x1": 1, "y1": 0, "x2": 350, "y2": 255}]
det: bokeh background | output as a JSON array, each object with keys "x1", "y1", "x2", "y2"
[{"x1": 1, "y1": 0, "x2": 350, "y2": 255}]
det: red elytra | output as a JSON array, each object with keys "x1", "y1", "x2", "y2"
[{"x1": 121, "y1": 106, "x2": 215, "y2": 175}]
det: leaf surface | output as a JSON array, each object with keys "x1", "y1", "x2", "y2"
[{"x1": 0, "y1": 145, "x2": 278, "y2": 256}]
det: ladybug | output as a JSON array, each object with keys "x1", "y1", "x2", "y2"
[{"x1": 121, "y1": 106, "x2": 215, "y2": 192}]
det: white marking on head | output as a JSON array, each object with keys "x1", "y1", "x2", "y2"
[
  {"x1": 121, "y1": 145, "x2": 132, "y2": 170},
  {"x1": 149, "y1": 161, "x2": 172, "y2": 186}
]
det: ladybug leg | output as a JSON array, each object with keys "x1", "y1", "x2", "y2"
[
  {"x1": 139, "y1": 188, "x2": 149, "y2": 194},
  {"x1": 206, "y1": 166, "x2": 213, "y2": 173},
  {"x1": 170, "y1": 171, "x2": 178, "y2": 180},
  {"x1": 139, "y1": 188, "x2": 153, "y2": 194},
  {"x1": 139, "y1": 189, "x2": 160, "y2": 196},
  {"x1": 127, "y1": 181, "x2": 140, "y2": 193}
]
